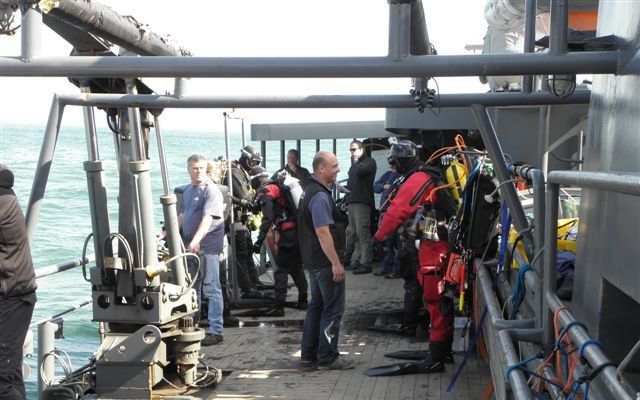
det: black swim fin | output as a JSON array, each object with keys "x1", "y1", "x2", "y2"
[
  {"x1": 363, "y1": 360, "x2": 444, "y2": 377},
  {"x1": 385, "y1": 350, "x2": 454, "y2": 363},
  {"x1": 385, "y1": 350, "x2": 431, "y2": 361}
]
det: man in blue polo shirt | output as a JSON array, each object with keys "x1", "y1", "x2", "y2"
[{"x1": 298, "y1": 151, "x2": 355, "y2": 370}]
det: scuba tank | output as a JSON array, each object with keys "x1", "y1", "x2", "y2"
[
  {"x1": 282, "y1": 174, "x2": 303, "y2": 210},
  {"x1": 444, "y1": 161, "x2": 468, "y2": 211}
]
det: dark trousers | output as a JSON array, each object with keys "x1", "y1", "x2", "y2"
[
  {"x1": 301, "y1": 267, "x2": 345, "y2": 365},
  {"x1": 273, "y1": 244, "x2": 308, "y2": 307},
  {"x1": 382, "y1": 233, "x2": 400, "y2": 273},
  {"x1": 403, "y1": 278, "x2": 424, "y2": 328},
  {"x1": 233, "y1": 224, "x2": 258, "y2": 293},
  {"x1": 0, "y1": 293, "x2": 36, "y2": 400}
]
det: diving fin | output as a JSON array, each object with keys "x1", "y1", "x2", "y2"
[
  {"x1": 363, "y1": 360, "x2": 444, "y2": 377},
  {"x1": 385, "y1": 350, "x2": 454, "y2": 363},
  {"x1": 385, "y1": 350, "x2": 432, "y2": 360}
]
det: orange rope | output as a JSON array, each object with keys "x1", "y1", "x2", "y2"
[{"x1": 481, "y1": 377, "x2": 494, "y2": 400}]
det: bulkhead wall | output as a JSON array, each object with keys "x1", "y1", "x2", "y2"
[{"x1": 574, "y1": 0, "x2": 640, "y2": 371}]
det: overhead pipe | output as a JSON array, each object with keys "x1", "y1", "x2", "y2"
[
  {"x1": 0, "y1": 52, "x2": 619, "y2": 78},
  {"x1": 57, "y1": 91, "x2": 591, "y2": 109}
]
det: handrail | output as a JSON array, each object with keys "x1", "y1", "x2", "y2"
[
  {"x1": 547, "y1": 171, "x2": 640, "y2": 197},
  {"x1": 541, "y1": 170, "x2": 638, "y2": 399},
  {"x1": 30, "y1": 299, "x2": 92, "y2": 328},
  {"x1": 35, "y1": 254, "x2": 95, "y2": 279}
]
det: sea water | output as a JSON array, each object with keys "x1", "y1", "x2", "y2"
[{"x1": 0, "y1": 123, "x2": 355, "y2": 397}]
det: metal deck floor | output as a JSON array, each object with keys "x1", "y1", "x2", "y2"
[{"x1": 197, "y1": 268, "x2": 491, "y2": 400}]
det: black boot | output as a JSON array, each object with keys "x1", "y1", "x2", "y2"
[{"x1": 429, "y1": 340, "x2": 452, "y2": 364}]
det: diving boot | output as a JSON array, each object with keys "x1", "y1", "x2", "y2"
[{"x1": 429, "y1": 340, "x2": 453, "y2": 365}]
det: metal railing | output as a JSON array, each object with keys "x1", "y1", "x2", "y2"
[
  {"x1": 477, "y1": 168, "x2": 639, "y2": 400},
  {"x1": 30, "y1": 256, "x2": 94, "y2": 399}
]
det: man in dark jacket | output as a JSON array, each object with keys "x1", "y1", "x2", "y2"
[
  {"x1": 273, "y1": 149, "x2": 311, "y2": 189},
  {"x1": 0, "y1": 164, "x2": 37, "y2": 399},
  {"x1": 223, "y1": 146, "x2": 263, "y2": 298},
  {"x1": 344, "y1": 140, "x2": 377, "y2": 274},
  {"x1": 298, "y1": 152, "x2": 354, "y2": 370}
]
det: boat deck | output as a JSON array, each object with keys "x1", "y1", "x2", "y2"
[{"x1": 197, "y1": 269, "x2": 491, "y2": 400}]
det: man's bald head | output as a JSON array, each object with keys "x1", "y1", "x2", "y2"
[
  {"x1": 312, "y1": 151, "x2": 340, "y2": 186},
  {"x1": 312, "y1": 151, "x2": 334, "y2": 173}
]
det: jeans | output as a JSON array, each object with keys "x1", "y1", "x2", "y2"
[
  {"x1": 347, "y1": 203, "x2": 373, "y2": 267},
  {"x1": 0, "y1": 292, "x2": 36, "y2": 400},
  {"x1": 301, "y1": 267, "x2": 346, "y2": 365},
  {"x1": 189, "y1": 253, "x2": 224, "y2": 335}
]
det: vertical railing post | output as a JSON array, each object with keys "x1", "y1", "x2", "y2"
[
  {"x1": 37, "y1": 322, "x2": 58, "y2": 399},
  {"x1": 542, "y1": 182, "x2": 559, "y2": 350}
]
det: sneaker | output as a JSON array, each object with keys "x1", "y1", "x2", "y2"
[
  {"x1": 352, "y1": 265, "x2": 372, "y2": 275},
  {"x1": 201, "y1": 333, "x2": 223, "y2": 346},
  {"x1": 318, "y1": 357, "x2": 356, "y2": 370},
  {"x1": 374, "y1": 270, "x2": 391, "y2": 276}
]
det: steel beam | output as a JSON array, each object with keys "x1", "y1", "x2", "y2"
[
  {"x1": 20, "y1": 2, "x2": 41, "y2": 61},
  {"x1": 522, "y1": 0, "x2": 537, "y2": 93},
  {"x1": 388, "y1": 1, "x2": 411, "y2": 60},
  {"x1": 57, "y1": 91, "x2": 591, "y2": 109},
  {"x1": 550, "y1": 0, "x2": 569, "y2": 56},
  {"x1": 25, "y1": 97, "x2": 64, "y2": 242},
  {"x1": 0, "y1": 52, "x2": 618, "y2": 78},
  {"x1": 471, "y1": 104, "x2": 536, "y2": 260}
]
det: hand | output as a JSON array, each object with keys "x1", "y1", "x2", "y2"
[
  {"x1": 383, "y1": 183, "x2": 390, "y2": 190},
  {"x1": 240, "y1": 199, "x2": 251, "y2": 208},
  {"x1": 188, "y1": 241, "x2": 201, "y2": 254},
  {"x1": 332, "y1": 263, "x2": 345, "y2": 283},
  {"x1": 252, "y1": 242, "x2": 262, "y2": 254}
]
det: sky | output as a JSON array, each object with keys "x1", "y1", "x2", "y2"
[{"x1": 0, "y1": 0, "x2": 489, "y2": 132}]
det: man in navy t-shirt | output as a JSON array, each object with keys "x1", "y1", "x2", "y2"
[
  {"x1": 181, "y1": 154, "x2": 226, "y2": 346},
  {"x1": 298, "y1": 151, "x2": 355, "y2": 370}
]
